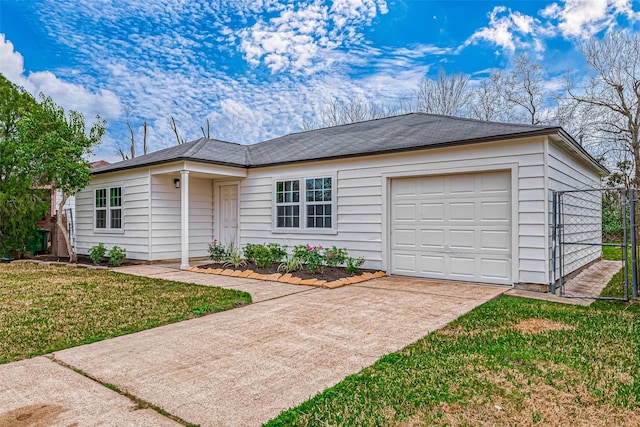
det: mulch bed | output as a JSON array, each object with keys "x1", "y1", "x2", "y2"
[
  {"x1": 197, "y1": 261, "x2": 376, "y2": 282},
  {"x1": 32, "y1": 254, "x2": 139, "y2": 267}
]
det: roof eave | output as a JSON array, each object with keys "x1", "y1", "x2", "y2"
[
  {"x1": 91, "y1": 157, "x2": 248, "y2": 175},
  {"x1": 552, "y1": 129, "x2": 610, "y2": 176}
]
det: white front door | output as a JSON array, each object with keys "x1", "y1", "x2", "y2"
[{"x1": 219, "y1": 184, "x2": 238, "y2": 248}]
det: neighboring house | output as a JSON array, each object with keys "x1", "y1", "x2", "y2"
[{"x1": 75, "y1": 113, "x2": 607, "y2": 287}]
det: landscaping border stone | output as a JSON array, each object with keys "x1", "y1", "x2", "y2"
[{"x1": 185, "y1": 266, "x2": 386, "y2": 289}]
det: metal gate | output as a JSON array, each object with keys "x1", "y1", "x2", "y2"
[{"x1": 551, "y1": 187, "x2": 637, "y2": 301}]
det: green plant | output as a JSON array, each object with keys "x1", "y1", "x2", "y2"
[
  {"x1": 223, "y1": 248, "x2": 247, "y2": 269},
  {"x1": 89, "y1": 243, "x2": 107, "y2": 265},
  {"x1": 324, "y1": 246, "x2": 348, "y2": 267},
  {"x1": 207, "y1": 239, "x2": 228, "y2": 263},
  {"x1": 252, "y1": 244, "x2": 273, "y2": 268},
  {"x1": 267, "y1": 243, "x2": 288, "y2": 263},
  {"x1": 243, "y1": 243, "x2": 260, "y2": 263},
  {"x1": 304, "y1": 245, "x2": 326, "y2": 273},
  {"x1": 108, "y1": 245, "x2": 126, "y2": 266},
  {"x1": 346, "y1": 256, "x2": 365, "y2": 274},
  {"x1": 278, "y1": 256, "x2": 304, "y2": 274}
]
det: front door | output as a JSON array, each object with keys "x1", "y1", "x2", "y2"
[{"x1": 219, "y1": 184, "x2": 238, "y2": 248}]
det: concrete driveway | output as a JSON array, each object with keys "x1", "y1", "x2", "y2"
[{"x1": 0, "y1": 271, "x2": 506, "y2": 427}]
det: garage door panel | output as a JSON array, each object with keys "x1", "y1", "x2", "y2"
[
  {"x1": 480, "y1": 258, "x2": 510, "y2": 280},
  {"x1": 449, "y1": 229, "x2": 475, "y2": 249},
  {"x1": 419, "y1": 176, "x2": 444, "y2": 195},
  {"x1": 481, "y1": 201, "x2": 510, "y2": 221},
  {"x1": 393, "y1": 253, "x2": 417, "y2": 273},
  {"x1": 395, "y1": 179, "x2": 418, "y2": 196},
  {"x1": 419, "y1": 255, "x2": 445, "y2": 275},
  {"x1": 421, "y1": 229, "x2": 444, "y2": 248},
  {"x1": 394, "y1": 229, "x2": 417, "y2": 247},
  {"x1": 449, "y1": 202, "x2": 475, "y2": 221},
  {"x1": 420, "y1": 203, "x2": 444, "y2": 221},
  {"x1": 481, "y1": 230, "x2": 510, "y2": 251},
  {"x1": 449, "y1": 256, "x2": 476, "y2": 277},
  {"x1": 394, "y1": 203, "x2": 416, "y2": 221},
  {"x1": 481, "y1": 173, "x2": 510, "y2": 193},
  {"x1": 391, "y1": 170, "x2": 512, "y2": 285},
  {"x1": 450, "y1": 174, "x2": 475, "y2": 194}
]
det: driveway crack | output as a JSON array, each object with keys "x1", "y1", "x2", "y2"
[{"x1": 47, "y1": 355, "x2": 197, "y2": 427}]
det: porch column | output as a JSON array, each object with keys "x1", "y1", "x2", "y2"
[{"x1": 180, "y1": 170, "x2": 190, "y2": 270}]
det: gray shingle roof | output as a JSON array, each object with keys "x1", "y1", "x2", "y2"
[
  {"x1": 92, "y1": 113, "x2": 589, "y2": 174},
  {"x1": 92, "y1": 137, "x2": 249, "y2": 174}
]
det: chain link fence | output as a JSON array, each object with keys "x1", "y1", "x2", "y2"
[{"x1": 551, "y1": 187, "x2": 633, "y2": 301}]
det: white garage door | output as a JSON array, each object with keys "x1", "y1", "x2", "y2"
[{"x1": 391, "y1": 171, "x2": 512, "y2": 285}]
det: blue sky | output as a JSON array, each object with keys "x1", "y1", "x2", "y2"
[{"x1": 1, "y1": 0, "x2": 639, "y2": 162}]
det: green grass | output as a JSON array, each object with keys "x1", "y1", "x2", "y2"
[
  {"x1": 265, "y1": 297, "x2": 640, "y2": 426},
  {"x1": 0, "y1": 263, "x2": 251, "y2": 363},
  {"x1": 602, "y1": 244, "x2": 624, "y2": 261}
]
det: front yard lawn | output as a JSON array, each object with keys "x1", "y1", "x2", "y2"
[
  {"x1": 0, "y1": 263, "x2": 251, "y2": 363},
  {"x1": 266, "y1": 297, "x2": 640, "y2": 426}
]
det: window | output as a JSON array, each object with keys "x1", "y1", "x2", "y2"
[
  {"x1": 275, "y1": 180, "x2": 300, "y2": 228},
  {"x1": 306, "y1": 178, "x2": 332, "y2": 228},
  {"x1": 95, "y1": 186, "x2": 122, "y2": 230},
  {"x1": 275, "y1": 177, "x2": 333, "y2": 230}
]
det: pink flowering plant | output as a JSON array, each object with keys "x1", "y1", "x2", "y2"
[
  {"x1": 324, "y1": 246, "x2": 348, "y2": 267},
  {"x1": 207, "y1": 239, "x2": 228, "y2": 263}
]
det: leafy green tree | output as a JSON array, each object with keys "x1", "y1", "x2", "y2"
[
  {"x1": 0, "y1": 74, "x2": 106, "y2": 259},
  {"x1": 0, "y1": 75, "x2": 45, "y2": 257}
]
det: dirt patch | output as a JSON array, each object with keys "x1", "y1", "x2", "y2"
[
  {"x1": 403, "y1": 367, "x2": 640, "y2": 427},
  {"x1": 0, "y1": 404, "x2": 66, "y2": 427},
  {"x1": 511, "y1": 318, "x2": 576, "y2": 334},
  {"x1": 197, "y1": 261, "x2": 376, "y2": 282}
]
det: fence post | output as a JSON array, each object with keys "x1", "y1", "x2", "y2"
[
  {"x1": 631, "y1": 188, "x2": 638, "y2": 299},
  {"x1": 551, "y1": 191, "x2": 557, "y2": 294}
]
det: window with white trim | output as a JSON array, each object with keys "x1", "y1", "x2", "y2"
[
  {"x1": 95, "y1": 186, "x2": 122, "y2": 229},
  {"x1": 274, "y1": 177, "x2": 333, "y2": 229}
]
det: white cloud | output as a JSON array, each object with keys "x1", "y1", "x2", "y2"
[
  {"x1": 541, "y1": 0, "x2": 638, "y2": 38},
  {"x1": 235, "y1": 0, "x2": 388, "y2": 73},
  {"x1": 0, "y1": 34, "x2": 121, "y2": 120},
  {"x1": 465, "y1": 6, "x2": 542, "y2": 53}
]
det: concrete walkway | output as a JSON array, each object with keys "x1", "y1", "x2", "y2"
[{"x1": 0, "y1": 270, "x2": 506, "y2": 427}]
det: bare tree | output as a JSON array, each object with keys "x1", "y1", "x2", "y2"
[
  {"x1": 469, "y1": 71, "x2": 508, "y2": 121},
  {"x1": 413, "y1": 70, "x2": 471, "y2": 116},
  {"x1": 303, "y1": 97, "x2": 398, "y2": 130},
  {"x1": 119, "y1": 121, "x2": 148, "y2": 161},
  {"x1": 568, "y1": 32, "x2": 640, "y2": 186},
  {"x1": 500, "y1": 54, "x2": 550, "y2": 125},
  {"x1": 201, "y1": 117, "x2": 211, "y2": 139},
  {"x1": 170, "y1": 116, "x2": 186, "y2": 145}
]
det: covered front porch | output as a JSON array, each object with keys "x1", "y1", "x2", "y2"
[{"x1": 148, "y1": 161, "x2": 246, "y2": 269}]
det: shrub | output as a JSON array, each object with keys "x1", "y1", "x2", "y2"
[
  {"x1": 89, "y1": 243, "x2": 106, "y2": 265},
  {"x1": 267, "y1": 243, "x2": 287, "y2": 263},
  {"x1": 207, "y1": 239, "x2": 228, "y2": 263},
  {"x1": 108, "y1": 246, "x2": 127, "y2": 266},
  {"x1": 304, "y1": 245, "x2": 325, "y2": 273},
  {"x1": 243, "y1": 243, "x2": 260, "y2": 263},
  {"x1": 346, "y1": 256, "x2": 365, "y2": 274},
  {"x1": 252, "y1": 244, "x2": 273, "y2": 268},
  {"x1": 324, "y1": 246, "x2": 348, "y2": 267}
]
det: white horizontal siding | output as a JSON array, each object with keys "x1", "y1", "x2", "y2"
[
  {"x1": 149, "y1": 175, "x2": 214, "y2": 261},
  {"x1": 239, "y1": 138, "x2": 549, "y2": 279},
  {"x1": 75, "y1": 170, "x2": 150, "y2": 260}
]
